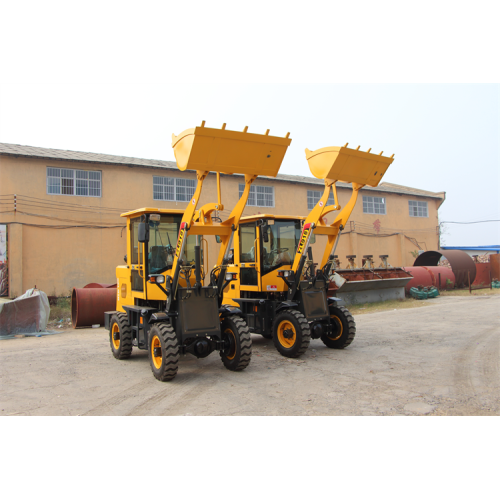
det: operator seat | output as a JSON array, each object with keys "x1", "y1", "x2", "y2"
[{"x1": 149, "y1": 246, "x2": 168, "y2": 271}]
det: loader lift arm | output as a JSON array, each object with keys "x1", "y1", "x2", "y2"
[
  {"x1": 109, "y1": 121, "x2": 292, "y2": 381},
  {"x1": 287, "y1": 144, "x2": 395, "y2": 300}
]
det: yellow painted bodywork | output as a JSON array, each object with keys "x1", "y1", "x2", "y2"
[
  {"x1": 222, "y1": 145, "x2": 395, "y2": 303},
  {"x1": 172, "y1": 122, "x2": 291, "y2": 177},
  {"x1": 116, "y1": 122, "x2": 292, "y2": 311},
  {"x1": 294, "y1": 146, "x2": 395, "y2": 270},
  {"x1": 305, "y1": 145, "x2": 394, "y2": 187}
]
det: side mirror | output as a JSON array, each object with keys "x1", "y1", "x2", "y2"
[
  {"x1": 257, "y1": 220, "x2": 269, "y2": 243},
  {"x1": 215, "y1": 235, "x2": 222, "y2": 244},
  {"x1": 138, "y1": 222, "x2": 149, "y2": 243}
]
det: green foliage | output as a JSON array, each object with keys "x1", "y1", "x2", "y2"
[{"x1": 49, "y1": 293, "x2": 71, "y2": 322}]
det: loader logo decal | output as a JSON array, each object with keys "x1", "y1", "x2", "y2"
[
  {"x1": 175, "y1": 222, "x2": 187, "y2": 258},
  {"x1": 297, "y1": 223, "x2": 312, "y2": 254}
]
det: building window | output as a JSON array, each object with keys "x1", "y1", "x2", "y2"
[
  {"x1": 363, "y1": 196, "x2": 386, "y2": 214},
  {"x1": 409, "y1": 200, "x2": 428, "y2": 217},
  {"x1": 153, "y1": 176, "x2": 196, "y2": 202},
  {"x1": 238, "y1": 184, "x2": 274, "y2": 207},
  {"x1": 307, "y1": 190, "x2": 335, "y2": 210},
  {"x1": 47, "y1": 167, "x2": 101, "y2": 197}
]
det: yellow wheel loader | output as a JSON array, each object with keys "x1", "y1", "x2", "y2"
[
  {"x1": 223, "y1": 144, "x2": 394, "y2": 358},
  {"x1": 105, "y1": 122, "x2": 292, "y2": 380}
]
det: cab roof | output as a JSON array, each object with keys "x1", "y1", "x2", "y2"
[
  {"x1": 120, "y1": 207, "x2": 186, "y2": 218},
  {"x1": 240, "y1": 214, "x2": 305, "y2": 223}
]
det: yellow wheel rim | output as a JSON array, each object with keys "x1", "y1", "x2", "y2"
[
  {"x1": 224, "y1": 328, "x2": 237, "y2": 360},
  {"x1": 277, "y1": 320, "x2": 296, "y2": 348},
  {"x1": 111, "y1": 323, "x2": 120, "y2": 350},
  {"x1": 151, "y1": 335, "x2": 163, "y2": 369},
  {"x1": 329, "y1": 315, "x2": 343, "y2": 341}
]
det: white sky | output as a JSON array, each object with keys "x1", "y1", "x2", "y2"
[{"x1": 0, "y1": 1, "x2": 499, "y2": 250}]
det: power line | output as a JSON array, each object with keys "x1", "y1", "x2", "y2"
[
  {"x1": 440, "y1": 220, "x2": 500, "y2": 225},
  {"x1": 4, "y1": 222, "x2": 125, "y2": 229}
]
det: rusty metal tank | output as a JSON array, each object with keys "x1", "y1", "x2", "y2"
[
  {"x1": 402, "y1": 266, "x2": 455, "y2": 292},
  {"x1": 413, "y1": 250, "x2": 476, "y2": 288},
  {"x1": 83, "y1": 283, "x2": 117, "y2": 289},
  {"x1": 72, "y1": 287, "x2": 116, "y2": 328},
  {"x1": 490, "y1": 254, "x2": 500, "y2": 281}
]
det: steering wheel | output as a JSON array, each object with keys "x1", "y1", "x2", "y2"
[{"x1": 269, "y1": 247, "x2": 289, "y2": 255}]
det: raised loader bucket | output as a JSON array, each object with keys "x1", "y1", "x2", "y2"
[
  {"x1": 172, "y1": 122, "x2": 291, "y2": 177},
  {"x1": 305, "y1": 145, "x2": 394, "y2": 187}
]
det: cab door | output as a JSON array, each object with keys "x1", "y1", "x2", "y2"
[
  {"x1": 130, "y1": 217, "x2": 146, "y2": 297},
  {"x1": 238, "y1": 223, "x2": 260, "y2": 292}
]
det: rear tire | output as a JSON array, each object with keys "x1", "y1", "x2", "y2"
[
  {"x1": 149, "y1": 323, "x2": 180, "y2": 381},
  {"x1": 321, "y1": 305, "x2": 356, "y2": 349},
  {"x1": 220, "y1": 316, "x2": 252, "y2": 371},
  {"x1": 273, "y1": 309, "x2": 310, "y2": 358},
  {"x1": 109, "y1": 313, "x2": 133, "y2": 359}
]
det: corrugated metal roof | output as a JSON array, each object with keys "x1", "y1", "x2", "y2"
[
  {"x1": 0, "y1": 142, "x2": 445, "y2": 200},
  {"x1": 0, "y1": 142, "x2": 177, "y2": 170}
]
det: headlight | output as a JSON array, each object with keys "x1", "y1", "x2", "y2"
[
  {"x1": 278, "y1": 270, "x2": 292, "y2": 278},
  {"x1": 225, "y1": 273, "x2": 237, "y2": 281},
  {"x1": 149, "y1": 274, "x2": 165, "y2": 284}
]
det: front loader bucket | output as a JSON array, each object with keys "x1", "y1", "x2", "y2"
[
  {"x1": 172, "y1": 122, "x2": 292, "y2": 177},
  {"x1": 305, "y1": 145, "x2": 394, "y2": 187},
  {"x1": 329, "y1": 268, "x2": 413, "y2": 305}
]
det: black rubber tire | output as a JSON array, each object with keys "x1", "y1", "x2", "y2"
[
  {"x1": 321, "y1": 305, "x2": 356, "y2": 349},
  {"x1": 109, "y1": 313, "x2": 133, "y2": 360},
  {"x1": 220, "y1": 316, "x2": 252, "y2": 371},
  {"x1": 272, "y1": 309, "x2": 311, "y2": 358},
  {"x1": 148, "y1": 323, "x2": 180, "y2": 381}
]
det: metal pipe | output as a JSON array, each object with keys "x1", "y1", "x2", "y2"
[{"x1": 71, "y1": 287, "x2": 116, "y2": 328}]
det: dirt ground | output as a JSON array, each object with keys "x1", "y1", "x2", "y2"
[{"x1": 1, "y1": 294, "x2": 499, "y2": 416}]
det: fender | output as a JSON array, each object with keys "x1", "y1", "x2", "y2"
[
  {"x1": 327, "y1": 296, "x2": 343, "y2": 306},
  {"x1": 219, "y1": 305, "x2": 243, "y2": 318},
  {"x1": 275, "y1": 301, "x2": 299, "y2": 313}
]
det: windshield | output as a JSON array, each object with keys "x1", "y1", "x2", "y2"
[
  {"x1": 261, "y1": 220, "x2": 302, "y2": 276},
  {"x1": 147, "y1": 214, "x2": 199, "y2": 274}
]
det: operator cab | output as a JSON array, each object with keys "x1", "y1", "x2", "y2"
[
  {"x1": 225, "y1": 215, "x2": 309, "y2": 300},
  {"x1": 120, "y1": 208, "x2": 203, "y2": 300}
]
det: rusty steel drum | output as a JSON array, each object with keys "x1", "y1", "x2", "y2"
[
  {"x1": 402, "y1": 266, "x2": 455, "y2": 292},
  {"x1": 490, "y1": 254, "x2": 500, "y2": 281},
  {"x1": 83, "y1": 283, "x2": 117, "y2": 288},
  {"x1": 413, "y1": 250, "x2": 476, "y2": 288},
  {"x1": 72, "y1": 287, "x2": 116, "y2": 328}
]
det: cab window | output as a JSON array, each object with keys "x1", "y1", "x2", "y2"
[{"x1": 261, "y1": 220, "x2": 302, "y2": 276}]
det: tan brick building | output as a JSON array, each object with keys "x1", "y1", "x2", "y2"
[{"x1": 0, "y1": 143, "x2": 445, "y2": 297}]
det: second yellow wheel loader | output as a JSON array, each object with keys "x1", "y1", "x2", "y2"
[
  {"x1": 223, "y1": 144, "x2": 394, "y2": 357},
  {"x1": 104, "y1": 122, "x2": 292, "y2": 380}
]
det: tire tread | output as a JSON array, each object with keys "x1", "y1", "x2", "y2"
[{"x1": 110, "y1": 312, "x2": 133, "y2": 360}]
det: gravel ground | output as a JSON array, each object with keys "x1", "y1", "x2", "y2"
[{"x1": 1, "y1": 294, "x2": 499, "y2": 416}]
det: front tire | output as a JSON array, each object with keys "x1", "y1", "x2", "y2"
[
  {"x1": 149, "y1": 323, "x2": 180, "y2": 381},
  {"x1": 220, "y1": 316, "x2": 252, "y2": 371},
  {"x1": 109, "y1": 313, "x2": 133, "y2": 359},
  {"x1": 321, "y1": 305, "x2": 356, "y2": 349},
  {"x1": 273, "y1": 309, "x2": 310, "y2": 358}
]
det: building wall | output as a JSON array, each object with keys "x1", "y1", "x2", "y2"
[{"x1": 0, "y1": 154, "x2": 443, "y2": 297}]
